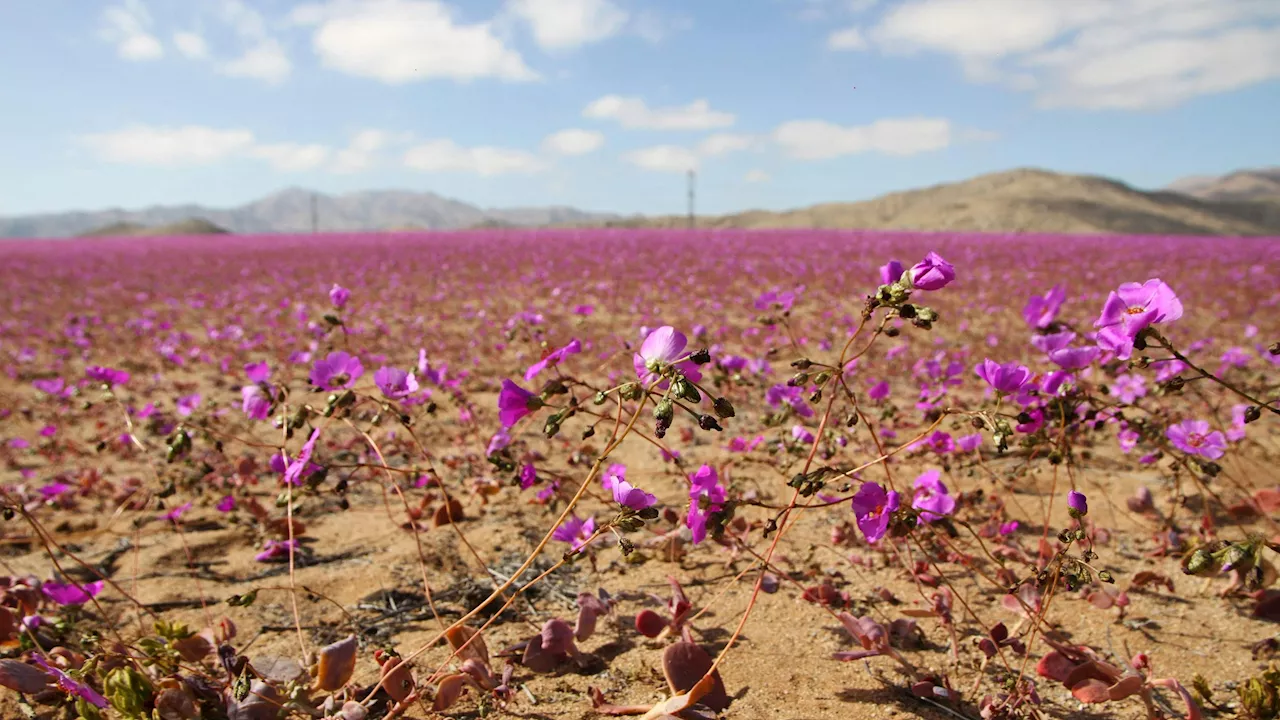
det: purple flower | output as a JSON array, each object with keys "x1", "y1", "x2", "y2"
[
  {"x1": 908, "y1": 252, "x2": 955, "y2": 291},
  {"x1": 486, "y1": 429, "x2": 511, "y2": 456},
  {"x1": 791, "y1": 425, "x2": 816, "y2": 444},
  {"x1": 32, "y1": 378, "x2": 67, "y2": 397},
  {"x1": 256, "y1": 538, "x2": 300, "y2": 562},
  {"x1": 31, "y1": 654, "x2": 108, "y2": 709},
  {"x1": 1166, "y1": 419, "x2": 1227, "y2": 460},
  {"x1": 999, "y1": 521, "x2": 1019, "y2": 536},
  {"x1": 284, "y1": 429, "x2": 321, "y2": 486},
  {"x1": 957, "y1": 433, "x2": 983, "y2": 452},
  {"x1": 1023, "y1": 285, "x2": 1066, "y2": 329},
  {"x1": 911, "y1": 470, "x2": 955, "y2": 524},
  {"x1": 373, "y1": 366, "x2": 419, "y2": 400},
  {"x1": 754, "y1": 289, "x2": 796, "y2": 313},
  {"x1": 520, "y1": 463, "x2": 537, "y2": 489},
  {"x1": 1031, "y1": 330, "x2": 1076, "y2": 354},
  {"x1": 241, "y1": 385, "x2": 272, "y2": 421},
  {"x1": 39, "y1": 482, "x2": 72, "y2": 500},
  {"x1": 309, "y1": 351, "x2": 364, "y2": 390},
  {"x1": 1094, "y1": 278, "x2": 1182, "y2": 341},
  {"x1": 175, "y1": 393, "x2": 201, "y2": 417},
  {"x1": 851, "y1": 483, "x2": 899, "y2": 544},
  {"x1": 524, "y1": 339, "x2": 582, "y2": 382},
  {"x1": 1109, "y1": 373, "x2": 1146, "y2": 404},
  {"x1": 687, "y1": 465, "x2": 727, "y2": 545},
  {"x1": 634, "y1": 326, "x2": 702, "y2": 387},
  {"x1": 1117, "y1": 425, "x2": 1140, "y2": 453},
  {"x1": 867, "y1": 380, "x2": 890, "y2": 401},
  {"x1": 1067, "y1": 490, "x2": 1088, "y2": 518},
  {"x1": 245, "y1": 361, "x2": 271, "y2": 384},
  {"x1": 601, "y1": 463, "x2": 657, "y2": 510},
  {"x1": 216, "y1": 495, "x2": 236, "y2": 512},
  {"x1": 879, "y1": 259, "x2": 905, "y2": 286},
  {"x1": 86, "y1": 365, "x2": 130, "y2": 387},
  {"x1": 553, "y1": 515, "x2": 596, "y2": 551},
  {"x1": 329, "y1": 284, "x2": 351, "y2": 308},
  {"x1": 42, "y1": 580, "x2": 105, "y2": 606},
  {"x1": 974, "y1": 359, "x2": 1033, "y2": 394},
  {"x1": 1048, "y1": 346, "x2": 1098, "y2": 370},
  {"x1": 161, "y1": 502, "x2": 192, "y2": 522},
  {"x1": 926, "y1": 430, "x2": 955, "y2": 454},
  {"x1": 497, "y1": 379, "x2": 540, "y2": 428}
]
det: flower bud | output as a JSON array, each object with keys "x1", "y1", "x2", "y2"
[
  {"x1": 1244, "y1": 406, "x2": 1261, "y2": 424},
  {"x1": 1183, "y1": 548, "x2": 1214, "y2": 575},
  {"x1": 713, "y1": 397, "x2": 735, "y2": 419},
  {"x1": 698, "y1": 414, "x2": 722, "y2": 432},
  {"x1": 689, "y1": 348, "x2": 711, "y2": 365}
]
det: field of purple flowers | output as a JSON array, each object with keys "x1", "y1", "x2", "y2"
[{"x1": 0, "y1": 229, "x2": 1278, "y2": 720}]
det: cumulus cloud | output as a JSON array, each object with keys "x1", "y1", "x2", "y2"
[
  {"x1": 212, "y1": 0, "x2": 293, "y2": 83},
  {"x1": 772, "y1": 117, "x2": 953, "y2": 159},
  {"x1": 827, "y1": 26, "x2": 867, "y2": 50},
  {"x1": 100, "y1": 0, "x2": 164, "y2": 61},
  {"x1": 622, "y1": 145, "x2": 701, "y2": 173},
  {"x1": 583, "y1": 95, "x2": 735, "y2": 130},
  {"x1": 506, "y1": 0, "x2": 628, "y2": 50},
  {"x1": 292, "y1": 0, "x2": 538, "y2": 84},
  {"x1": 866, "y1": 0, "x2": 1280, "y2": 109},
  {"x1": 77, "y1": 125, "x2": 339, "y2": 173},
  {"x1": 173, "y1": 31, "x2": 209, "y2": 59},
  {"x1": 403, "y1": 139, "x2": 547, "y2": 175},
  {"x1": 79, "y1": 126, "x2": 255, "y2": 166},
  {"x1": 541, "y1": 129, "x2": 605, "y2": 156},
  {"x1": 696, "y1": 133, "x2": 755, "y2": 156},
  {"x1": 330, "y1": 129, "x2": 395, "y2": 173},
  {"x1": 744, "y1": 169, "x2": 771, "y2": 183}
]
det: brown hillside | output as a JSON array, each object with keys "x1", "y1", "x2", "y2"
[
  {"x1": 1166, "y1": 167, "x2": 1280, "y2": 202},
  {"x1": 602, "y1": 168, "x2": 1280, "y2": 236},
  {"x1": 78, "y1": 217, "x2": 231, "y2": 237}
]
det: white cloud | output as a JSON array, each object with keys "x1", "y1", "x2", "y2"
[
  {"x1": 403, "y1": 139, "x2": 547, "y2": 175},
  {"x1": 631, "y1": 10, "x2": 693, "y2": 43},
  {"x1": 208, "y1": 0, "x2": 293, "y2": 84},
  {"x1": 541, "y1": 129, "x2": 605, "y2": 156},
  {"x1": 331, "y1": 129, "x2": 392, "y2": 173},
  {"x1": 100, "y1": 0, "x2": 164, "y2": 61},
  {"x1": 867, "y1": 0, "x2": 1280, "y2": 109},
  {"x1": 219, "y1": 39, "x2": 292, "y2": 84},
  {"x1": 173, "y1": 31, "x2": 209, "y2": 59},
  {"x1": 506, "y1": 0, "x2": 628, "y2": 50},
  {"x1": 622, "y1": 145, "x2": 700, "y2": 173},
  {"x1": 772, "y1": 117, "x2": 953, "y2": 159},
  {"x1": 827, "y1": 26, "x2": 867, "y2": 50},
  {"x1": 80, "y1": 125, "x2": 255, "y2": 166},
  {"x1": 744, "y1": 169, "x2": 771, "y2": 183},
  {"x1": 292, "y1": 0, "x2": 538, "y2": 84},
  {"x1": 696, "y1": 133, "x2": 755, "y2": 156},
  {"x1": 249, "y1": 143, "x2": 331, "y2": 171},
  {"x1": 583, "y1": 95, "x2": 735, "y2": 130}
]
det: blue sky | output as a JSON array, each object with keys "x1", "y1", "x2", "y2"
[{"x1": 1, "y1": 0, "x2": 1277, "y2": 217}]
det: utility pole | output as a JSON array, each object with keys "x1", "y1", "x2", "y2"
[
  {"x1": 686, "y1": 169, "x2": 695, "y2": 229},
  {"x1": 310, "y1": 193, "x2": 318, "y2": 234}
]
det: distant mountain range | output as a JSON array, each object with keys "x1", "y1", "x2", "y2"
[
  {"x1": 598, "y1": 167, "x2": 1280, "y2": 236},
  {"x1": 0, "y1": 187, "x2": 619, "y2": 238},
  {"x1": 2, "y1": 167, "x2": 1278, "y2": 239}
]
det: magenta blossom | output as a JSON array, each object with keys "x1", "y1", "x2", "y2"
[
  {"x1": 216, "y1": 495, "x2": 237, "y2": 512},
  {"x1": 1048, "y1": 346, "x2": 1098, "y2": 370},
  {"x1": 975, "y1": 359, "x2": 1033, "y2": 394},
  {"x1": 160, "y1": 502, "x2": 193, "y2": 522},
  {"x1": 283, "y1": 429, "x2": 321, "y2": 486},
  {"x1": 329, "y1": 284, "x2": 351, "y2": 308},
  {"x1": 245, "y1": 361, "x2": 271, "y2": 384},
  {"x1": 851, "y1": 483, "x2": 899, "y2": 544},
  {"x1": 911, "y1": 470, "x2": 955, "y2": 524},
  {"x1": 520, "y1": 463, "x2": 537, "y2": 489},
  {"x1": 754, "y1": 288, "x2": 796, "y2": 313},
  {"x1": 310, "y1": 351, "x2": 364, "y2": 390},
  {"x1": 791, "y1": 425, "x2": 815, "y2": 444},
  {"x1": 908, "y1": 252, "x2": 955, "y2": 291},
  {"x1": 1109, "y1": 373, "x2": 1146, "y2": 404},
  {"x1": 1067, "y1": 490, "x2": 1088, "y2": 518},
  {"x1": 31, "y1": 654, "x2": 108, "y2": 709},
  {"x1": 634, "y1": 326, "x2": 702, "y2": 387},
  {"x1": 1094, "y1": 279, "x2": 1182, "y2": 358},
  {"x1": 601, "y1": 463, "x2": 657, "y2": 510},
  {"x1": 1166, "y1": 419, "x2": 1227, "y2": 460},
  {"x1": 373, "y1": 366, "x2": 419, "y2": 400},
  {"x1": 687, "y1": 465, "x2": 727, "y2": 545},
  {"x1": 175, "y1": 393, "x2": 201, "y2": 417},
  {"x1": 553, "y1": 515, "x2": 596, "y2": 551},
  {"x1": 86, "y1": 365, "x2": 130, "y2": 387},
  {"x1": 1031, "y1": 330, "x2": 1075, "y2": 354},
  {"x1": 524, "y1": 339, "x2": 582, "y2": 382},
  {"x1": 256, "y1": 538, "x2": 300, "y2": 562},
  {"x1": 957, "y1": 433, "x2": 983, "y2": 452},
  {"x1": 497, "y1": 379, "x2": 541, "y2": 428},
  {"x1": 42, "y1": 580, "x2": 105, "y2": 606},
  {"x1": 32, "y1": 378, "x2": 68, "y2": 397},
  {"x1": 241, "y1": 385, "x2": 272, "y2": 421},
  {"x1": 1023, "y1": 285, "x2": 1066, "y2": 329},
  {"x1": 879, "y1": 259, "x2": 905, "y2": 286}
]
